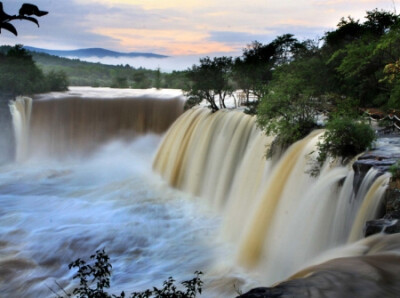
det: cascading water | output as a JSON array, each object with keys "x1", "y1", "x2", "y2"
[
  {"x1": 9, "y1": 87, "x2": 184, "y2": 159},
  {"x1": 2, "y1": 90, "x2": 399, "y2": 297},
  {"x1": 153, "y1": 107, "x2": 395, "y2": 289},
  {"x1": 8, "y1": 96, "x2": 32, "y2": 162}
]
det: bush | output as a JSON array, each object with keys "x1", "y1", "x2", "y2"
[
  {"x1": 54, "y1": 249, "x2": 203, "y2": 298},
  {"x1": 45, "y1": 70, "x2": 69, "y2": 91},
  {"x1": 317, "y1": 116, "x2": 376, "y2": 165},
  {"x1": 184, "y1": 95, "x2": 202, "y2": 111},
  {"x1": 256, "y1": 61, "x2": 323, "y2": 155},
  {"x1": 0, "y1": 45, "x2": 69, "y2": 95}
]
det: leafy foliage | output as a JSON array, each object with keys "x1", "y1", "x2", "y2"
[
  {"x1": 317, "y1": 116, "x2": 376, "y2": 165},
  {"x1": 55, "y1": 249, "x2": 203, "y2": 298},
  {"x1": 0, "y1": 45, "x2": 68, "y2": 96},
  {"x1": 323, "y1": 9, "x2": 400, "y2": 107},
  {"x1": 45, "y1": 70, "x2": 69, "y2": 91},
  {"x1": 185, "y1": 56, "x2": 233, "y2": 112},
  {"x1": 251, "y1": 9, "x2": 399, "y2": 165},
  {"x1": 256, "y1": 52, "x2": 324, "y2": 153},
  {"x1": 68, "y1": 249, "x2": 115, "y2": 298}
]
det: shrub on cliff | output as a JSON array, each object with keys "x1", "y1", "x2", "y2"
[
  {"x1": 256, "y1": 59, "x2": 323, "y2": 155},
  {"x1": 317, "y1": 115, "x2": 376, "y2": 165}
]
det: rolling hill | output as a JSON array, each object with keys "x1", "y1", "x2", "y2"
[{"x1": 23, "y1": 46, "x2": 168, "y2": 59}]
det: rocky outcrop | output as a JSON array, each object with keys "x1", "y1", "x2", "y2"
[
  {"x1": 237, "y1": 287, "x2": 284, "y2": 298},
  {"x1": 365, "y1": 212, "x2": 400, "y2": 236},
  {"x1": 365, "y1": 178, "x2": 400, "y2": 237},
  {"x1": 351, "y1": 139, "x2": 400, "y2": 238},
  {"x1": 352, "y1": 151, "x2": 400, "y2": 194},
  {"x1": 237, "y1": 235, "x2": 400, "y2": 298}
]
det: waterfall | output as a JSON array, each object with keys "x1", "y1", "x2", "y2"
[
  {"x1": 3, "y1": 91, "x2": 397, "y2": 296},
  {"x1": 9, "y1": 96, "x2": 32, "y2": 162},
  {"x1": 153, "y1": 108, "x2": 391, "y2": 285},
  {"x1": 348, "y1": 172, "x2": 391, "y2": 242},
  {"x1": 8, "y1": 88, "x2": 184, "y2": 160}
]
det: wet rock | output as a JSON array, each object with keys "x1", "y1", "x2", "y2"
[
  {"x1": 352, "y1": 148, "x2": 400, "y2": 194},
  {"x1": 354, "y1": 155, "x2": 397, "y2": 189},
  {"x1": 365, "y1": 211, "x2": 400, "y2": 237},
  {"x1": 237, "y1": 287, "x2": 284, "y2": 298}
]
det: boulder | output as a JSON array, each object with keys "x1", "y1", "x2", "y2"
[{"x1": 365, "y1": 211, "x2": 400, "y2": 237}]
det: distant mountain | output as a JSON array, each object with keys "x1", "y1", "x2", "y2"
[{"x1": 23, "y1": 46, "x2": 168, "y2": 59}]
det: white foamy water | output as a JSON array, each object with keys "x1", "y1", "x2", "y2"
[
  {"x1": 4, "y1": 94, "x2": 399, "y2": 297},
  {"x1": 0, "y1": 136, "x2": 252, "y2": 297}
]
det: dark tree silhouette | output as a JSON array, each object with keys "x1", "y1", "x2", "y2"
[{"x1": 0, "y1": 2, "x2": 48, "y2": 36}]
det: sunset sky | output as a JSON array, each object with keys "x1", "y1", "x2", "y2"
[{"x1": 0, "y1": 0, "x2": 397, "y2": 56}]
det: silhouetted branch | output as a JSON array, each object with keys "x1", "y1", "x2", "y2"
[{"x1": 0, "y1": 2, "x2": 48, "y2": 36}]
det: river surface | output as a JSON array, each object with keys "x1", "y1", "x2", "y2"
[{"x1": 0, "y1": 135, "x2": 252, "y2": 297}]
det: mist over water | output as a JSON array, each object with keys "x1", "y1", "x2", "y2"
[
  {"x1": 3, "y1": 91, "x2": 400, "y2": 297},
  {"x1": 0, "y1": 136, "x2": 253, "y2": 297},
  {"x1": 2, "y1": 92, "x2": 256, "y2": 297}
]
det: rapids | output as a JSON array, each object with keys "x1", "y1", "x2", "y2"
[
  {"x1": 2, "y1": 89, "x2": 400, "y2": 297},
  {"x1": 0, "y1": 136, "x2": 249, "y2": 297}
]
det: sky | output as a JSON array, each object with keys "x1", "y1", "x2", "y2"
[{"x1": 0, "y1": 0, "x2": 398, "y2": 70}]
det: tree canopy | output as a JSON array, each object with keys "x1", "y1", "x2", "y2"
[
  {"x1": 183, "y1": 9, "x2": 399, "y2": 166},
  {"x1": 184, "y1": 56, "x2": 233, "y2": 112},
  {"x1": 0, "y1": 45, "x2": 68, "y2": 96}
]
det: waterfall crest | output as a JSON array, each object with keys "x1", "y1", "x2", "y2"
[
  {"x1": 9, "y1": 92, "x2": 184, "y2": 159},
  {"x1": 153, "y1": 108, "x2": 390, "y2": 284}
]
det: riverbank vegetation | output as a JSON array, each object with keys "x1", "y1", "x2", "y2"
[
  {"x1": 0, "y1": 45, "x2": 188, "y2": 90},
  {"x1": 184, "y1": 9, "x2": 399, "y2": 166},
  {"x1": 1, "y1": 9, "x2": 398, "y2": 166},
  {"x1": 0, "y1": 45, "x2": 68, "y2": 97}
]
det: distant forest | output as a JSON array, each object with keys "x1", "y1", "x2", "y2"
[
  {"x1": 1, "y1": 8, "x2": 399, "y2": 112},
  {"x1": 0, "y1": 45, "x2": 188, "y2": 90}
]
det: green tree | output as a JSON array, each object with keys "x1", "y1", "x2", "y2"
[
  {"x1": 236, "y1": 40, "x2": 276, "y2": 100},
  {"x1": 155, "y1": 67, "x2": 161, "y2": 90},
  {"x1": 0, "y1": 44, "x2": 46, "y2": 95},
  {"x1": 256, "y1": 49, "x2": 326, "y2": 153},
  {"x1": 232, "y1": 35, "x2": 306, "y2": 111},
  {"x1": 317, "y1": 115, "x2": 376, "y2": 166},
  {"x1": 323, "y1": 9, "x2": 400, "y2": 107},
  {"x1": 45, "y1": 70, "x2": 69, "y2": 91},
  {"x1": 185, "y1": 56, "x2": 233, "y2": 111},
  {"x1": 0, "y1": 45, "x2": 70, "y2": 96},
  {"x1": 163, "y1": 71, "x2": 189, "y2": 89},
  {"x1": 132, "y1": 71, "x2": 152, "y2": 89},
  {"x1": 111, "y1": 76, "x2": 129, "y2": 88}
]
